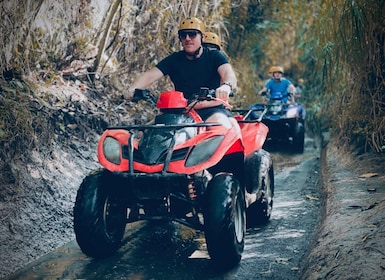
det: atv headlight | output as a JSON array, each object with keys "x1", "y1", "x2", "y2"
[
  {"x1": 269, "y1": 105, "x2": 282, "y2": 114},
  {"x1": 103, "y1": 136, "x2": 121, "y2": 164},
  {"x1": 185, "y1": 136, "x2": 224, "y2": 167},
  {"x1": 174, "y1": 127, "x2": 197, "y2": 146}
]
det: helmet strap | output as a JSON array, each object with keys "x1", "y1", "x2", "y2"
[{"x1": 185, "y1": 46, "x2": 202, "y2": 59}]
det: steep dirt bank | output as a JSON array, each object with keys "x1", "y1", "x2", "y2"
[
  {"x1": 301, "y1": 141, "x2": 385, "y2": 280},
  {"x1": 0, "y1": 79, "x2": 156, "y2": 278},
  {"x1": 0, "y1": 135, "x2": 99, "y2": 278}
]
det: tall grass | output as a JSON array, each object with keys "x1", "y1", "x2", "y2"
[
  {"x1": 2, "y1": 0, "x2": 382, "y2": 153},
  {"x1": 309, "y1": 0, "x2": 385, "y2": 152}
]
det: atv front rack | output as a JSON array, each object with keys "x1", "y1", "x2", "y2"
[
  {"x1": 107, "y1": 122, "x2": 221, "y2": 130},
  {"x1": 233, "y1": 107, "x2": 267, "y2": 122}
]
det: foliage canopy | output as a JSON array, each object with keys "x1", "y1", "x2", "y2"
[{"x1": 0, "y1": 0, "x2": 384, "y2": 153}]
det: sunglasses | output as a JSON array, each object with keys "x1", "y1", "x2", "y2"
[{"x1": 179, "y1": 30, "x2": 199, "y2": 40}]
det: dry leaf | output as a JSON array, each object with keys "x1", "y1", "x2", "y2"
[
  {"x1": 67, "y1": 124, "x2": 78, "y2": 130},
  {"x1": 359, "y1": 173, "x2": 378, "y2": 178},
  {"x1": 306, "y1": 194, "x2": 319, "y2": 201}
]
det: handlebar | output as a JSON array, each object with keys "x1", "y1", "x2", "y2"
[
  {"x1": 129, "y1": 87, "x2": 233, "y2": 110},
  {"x1": 192, "y1": 87, "x2": 234, "y2": 101},
  {"x1": 132, "y1": 88, "x2": 157, "y2": 104},
  {"x1": 260, "y1": 91, "x2": 295, "y2": 99}
]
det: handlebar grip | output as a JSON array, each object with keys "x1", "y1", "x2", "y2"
[
  {"x1": 199, "y1": 87, "x2": 234, "y2": 98},
  {"x1": 132, "y1": 88, "x2": 156, "y2": 104}
]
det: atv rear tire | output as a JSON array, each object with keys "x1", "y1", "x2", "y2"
[
  {"x1": 204, "y1": 173, "x2": 245, "y2": 269},
  {"x1": 74, "y1": 169, "x2": 127, "y2": 258},
  {"x1": 245, "y1": 149, "x2": 274, "y2": 227},
  {"x1": 292, "y1": 122, "x2": 305, "y2": 153}
]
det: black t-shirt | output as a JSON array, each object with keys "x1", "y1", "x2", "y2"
[{"x1": 156, "y1": 47, "x2": 229, "y2": 99}]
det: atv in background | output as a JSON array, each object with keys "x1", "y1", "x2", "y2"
[{"x1": 250, "y1": 92, "x2": 306, "y2": 153}]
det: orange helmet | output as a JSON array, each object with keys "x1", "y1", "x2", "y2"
[
  {"x1": 270, "y1": 66, "x2": 284, "y2": 74},
  {"x1": 178, "y1": 17, "x2": 205, "y2": 33},
  {"x1": 203, "y1": 32, "x2": 221, "y2": 50}
]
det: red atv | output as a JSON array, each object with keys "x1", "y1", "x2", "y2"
[{"x1": 73, "y1": 88, "x2": 274, "y2": 268}]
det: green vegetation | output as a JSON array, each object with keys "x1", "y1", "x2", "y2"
[
  {"x1": 0, "y1": 0, "x2": 383, "y2": 153},
  {"x1": 0, "y1": 80, "x2": 51, "y2": 162},
  {"x1": 305, "y1": 0, "x2": 385, "y2": 152}
]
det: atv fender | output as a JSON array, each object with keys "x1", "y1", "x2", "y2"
[{"x1": 244, "y1": 149, "x2": 273, "y2": 195}]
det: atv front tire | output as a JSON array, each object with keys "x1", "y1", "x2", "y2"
[
  {"x1": 74, "y1": 169, "x2": 127, "y2": 258},
  {"x1": 204, "y1": 173, "x2": 245, "y2": 269}
]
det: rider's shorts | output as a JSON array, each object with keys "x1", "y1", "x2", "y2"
[{"x1": 195, "y1": 105, "x2": 233, "y2": 121}]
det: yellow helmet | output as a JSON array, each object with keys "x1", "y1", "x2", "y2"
[
  {"x1": 270, "y1": 66, "x2": 284, "y2": 74},
  {"x1": 203, "y1": 32, "x2": 221, "y2": 50},
  {"x1": 178, "y1": 17, "x2": 205, "y2": 33}
]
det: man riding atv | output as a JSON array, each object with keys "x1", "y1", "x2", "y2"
[
  {"x1": 258, "y1": 66, "x2": 297, "y2": 104},
  {"x1": 73, "y1": 16, "x2": 276, "y2": 270},
  {"x1": 124, "y1": 17, "x2": 238, "y2": 133}
]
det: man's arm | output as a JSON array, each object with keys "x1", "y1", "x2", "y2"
[
  {"x1": 216, "y1": 63, "x2": 237, "y2": 100},
  {"x1": 258, "y1": 86, "x2": 268, "y2": 95},
  {"x1": 288, "y1": 83, "x2": 297, "y2": 94},
  {"x1": 218, "y1": 63, "x2": 237, "y2": 89},
  {"x1": 191, "y1": 63, "x2": 236, "y2": 110},
  {"x1": 287, "y1": 83, "x2": 297, "y2": 104},
  {"x1": 124, "y1": 67, "x2": 164, "y2": 99}
]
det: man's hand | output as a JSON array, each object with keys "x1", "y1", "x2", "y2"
[
  {"x1": 216, "y1": 84, "x2": 231, "y2": 101},
  {"x1": 123, "y1": 91, "x2": 134, "y2": 100}
]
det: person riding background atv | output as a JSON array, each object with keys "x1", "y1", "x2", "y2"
[
  {"x1": 258, "y1": 66, "x2": 297, "y2": 104},
  {"x1": 124, "y1": 17, "x2": 238, "y2": 133},
  {"x1": 251, "y1": 66, "x2": 305, "y2": 152},
  {"x1": 295, "y1": 78, "x2": 305, "y2": 100},
  {"x1": 202, "y1": 31, "x2": 221, "y2": 50}
]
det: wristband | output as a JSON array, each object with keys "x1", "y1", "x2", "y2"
[{"x1": 222, "y1": 82, "x2": 232, "y2": 91}]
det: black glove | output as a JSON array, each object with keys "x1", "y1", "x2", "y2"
[{"x1": 132, "y1": 88, "x2": 156, "y2": 104}]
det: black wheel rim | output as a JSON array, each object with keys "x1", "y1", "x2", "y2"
[{"x1": 102, "y1": 195, "x2": 124, "y2": 240}]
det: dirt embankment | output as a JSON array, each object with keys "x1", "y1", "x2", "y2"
[
  {"x1": 301, "y1": 141, "x2": 385, "y2": 280},
  {"x1": 0, "y1": 78, "x2": 155, "y2": 279}
]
